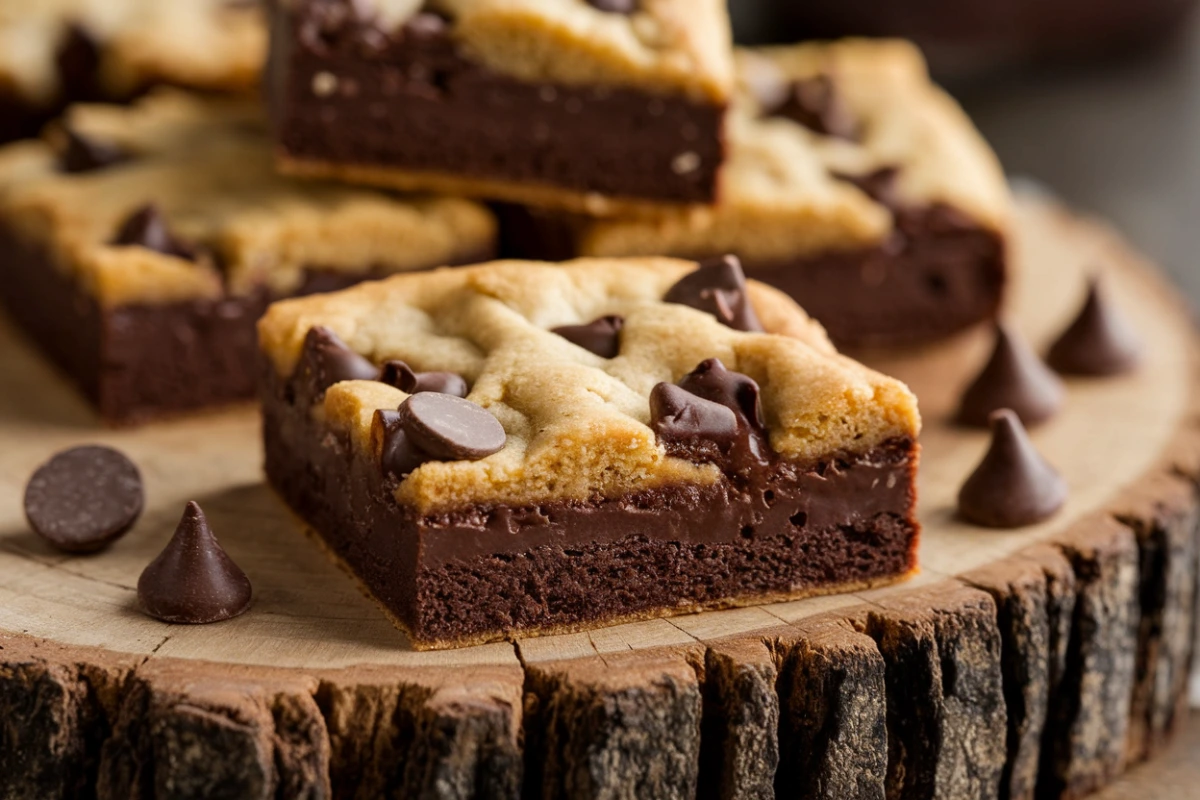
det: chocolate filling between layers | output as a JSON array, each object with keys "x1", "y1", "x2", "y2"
[
  {"x1": 0, "y1": 222, "x2": 492, "y2": 422},
  {"x1": 266, "y1": 2, "x2": 726, "y2": 204},
  {"x1": 494, "y1": 202, "x2": 1005, "y2": 347},
  {"x1": 262, "y1": 360, "x2": 920, "y2": 648}
]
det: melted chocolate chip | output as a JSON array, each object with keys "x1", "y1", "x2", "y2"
[
  {"x1": 832, "y1": 166, "x2": 901, "y2": 210},
  {"x1": 373, "y1": 409, "x2": 429, "y2": 479},
  {"x1": 111, "y1": 204, "x2": 197, "y2": 261},
  {"x1": 765, "y1": 75, "x2": 857, "y2": 140},
  {"x1": 294, "y1": 326, "x2": 379, "y2": 401},
  {"x1": 381, "y1": 360, "x2": 469, "y2": 397},
  {"x1": 59, "y1": 128, "x2": 128, "y2": 173},
  {"x1": 957, "y1": 323, "x2": 1064, "y2": 428},
  {"x1": 1046, "y1": 277, "x2": 1142, "y2": 376},
  {"x1": 676, "y1": 358, "x2": 765, "y2": 430},
  {"x1": 650, "y1": 382, "x2": 739, "y2": 460},
  {"x1": 664, "y1": 255, "x2": 764, "y2": 332},
  {"x1": 585, "y1": 0, "x2": 637, "y2": 12},
  {"x1": 398, "y1": 393, "x2": 506, "y2": 461},
  {"x1": 958, "y1": 410, "x2": 1067, "y2": 528},
  {"x1": 552, "y1": 315, "x2": 624, "y2": 358},
  {"x1": 137, "y1": 501, "x2": 253, "y2": 624},
  {"x1": 24, "y1": 445, "x2": 143, "y2": 553}
]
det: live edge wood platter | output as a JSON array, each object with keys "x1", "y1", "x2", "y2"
[{"x1": 1, "y1": 197, "x2": 1197, "y2": 800}]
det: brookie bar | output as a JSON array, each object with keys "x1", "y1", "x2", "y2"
[
  {"x1": 257, "y1": 255, "x2": 922, "y2": 649},
  {"x1": 497, "y1": 39, "x2": 1010, "y2": 346},
  {"x1": 265, "y1": 0, "x2": 733, "y2": 213},
  {"x1": 0, "y1": 90, "x2": 495, "y2": 422}
]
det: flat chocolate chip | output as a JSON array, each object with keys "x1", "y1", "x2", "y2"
[
  {"x1": 380, "y1": 360, "x2": 469, "y2": 398},
  {"x1": 650, "y1": 382, "x2": 739, "y2": 459},
  {"x1": 112, "y1": 203, "x2": 197, "y2": 261},
  {"x1": 1047, "y1": 276, "x2": 1142, "y2": 376},
  {"x1": 398, "y1": 393, "x2": 506, "y2": 461},
  {"x1": 373, "y1": 409, "x2": 429, "y2": 479},
  {"x1": 664, "y1": 255, "x2": 764, "y2": 332},
  {"x1": 294, "y1": 326, "x2": 379, "y2": 400},
  {"x1": 137, "y1": 501, "x2": 253, "y2": 624},
  {"x1": 676, "y1": 358, "x2": 765, "y2": 429},
  {"x1": 766, "y1": 75, "x2": 857, "y2": 140},
  {"x1": 59, "y1": 128, "x2": 128, "y2": 173},
  {"x1": 552, "y1": 315, "x2": 624, "y2": 358},
  {"x1": 957, "y1": 322, "x2": 1064, "y2": 428},
  {"x1": 585, "y1": 0, "x2": 637, "y2": 13},
  {"x1": 24, "y1": 445, "x2": 143, "y2": 553},
  {"x1": 958, "y1": 410, "x2": 1067, "y2": 528}
]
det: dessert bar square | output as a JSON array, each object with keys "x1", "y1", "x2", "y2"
[
  {"x1": 266, "y1": 0, "x2": 733, "y2": 213},
  {"x1": 257, "y1": 255, "x2": 921, "y2": 649},
  {"x1": 0, "y1": 90, "x2": 495, "y2": 423},
  {"x1": 0, "y1": 0, "x2": 265, "y2": 143},
  {"x1": 497, "y1": 40, "x2": 1010, "y2": 346}
]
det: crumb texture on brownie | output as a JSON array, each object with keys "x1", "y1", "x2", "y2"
[
  {"x1": 335, "y1": 0, "x2": 733, "y2": 102},
  {"x1": 258, "y1": 256, "x2": 920, "y2": 512},
  {"x1": 0, "y1": 0, "x2": 265, "y2": 105},
  {"x1": 577, "y1": 39, "x2": 1010, "y2": 260},
  {"x1": 0, "y1": 91, "x2": 495, "y2": 306}
]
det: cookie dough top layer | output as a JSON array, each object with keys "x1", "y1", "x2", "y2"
[
  {"x1": 0, "y1": 90, "x2": 495, "y2": 307},
  {"x1": 0, "y1": 0, "x2": 265, "y2": 106},
  {"x1": 297, "y1": 0, "x2": 733, "y2": 103},
  {"x1": 258, "y1": 256, "x2": 921, "y2": 512},
  {"x1": 578, "y1": 39, "x2": 1010, "y2": 261}
]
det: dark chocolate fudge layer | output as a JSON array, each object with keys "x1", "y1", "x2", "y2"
[
  {"x1": 266, "y1": 0, "x2": 732, "y2": 211},
  {"x1": 263, "y1": 360, "x2": 917, "y2": 647}
]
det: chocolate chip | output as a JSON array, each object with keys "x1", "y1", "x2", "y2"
[
  {"x1": 650, "y1": 382, "x2": 739, "y2": 459},
  {"x1": 24, "y1": 445, "x2": 143, "y2": 553},
  {"x1": 294, "y1": 326, "x2": 379, "y2": 400},
  {"x1": 957, "y1": 323, "x2": 1064, "y2": 428},
  {"x1": 380, "y1": 360, "x2": 469, "y2": 398},
  {"x1": 111, "y1": 203, "x2": 197, "y2": 261},
  {"x1": 1046, "y1": 276, "x2": 1142, "y2": 376},
  {"x1": 585, "y1": 0, "x2": 637, "y2": 13},
  {"x1": 765, "y1": 75, "x2": 857, "y2": 140},
  {"x1": 404, "y1": 10, "x2": 450, "y2": 39},
  {"x1": 137, "y1": 501, "x2": 253, "y2": 624},
  {"x1": 552, "y1": 315, "x2": 624, "y2": 358},
  {"x1": 676, "y1": 358, "x2": 765, "y2": 430},
  {"x1": 398, "y1": 393, "x2": 506, "y2": 461},
  {"x1": 664, "y1": 255, "x2": 764, "y2": 332},
  {"x1": 373, "y1": 409, "x2": 429, "y2": 479},
  {"x1": 832, "y1": 167, "x2": 901, "y2": 210},
  {"x1": 958, "y1": 410, "x2": 1067, "y2": 528},
  {"x1": 59, "y1": 128, "x2": 128, "y2": 173}
]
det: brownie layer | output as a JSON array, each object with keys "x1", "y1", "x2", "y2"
[
  {"x1": 266, "y1": 3, "x2": 725, "y2": 205},
  {"x1": 495, "y1": 203, "x2": 1005, "y2": 347},
  {"x1": 262, "y1": 363, "x2": 920, "y2": 649},
  {"x1": 0, "y1": 223, "x2": 490, "y2": 423}
]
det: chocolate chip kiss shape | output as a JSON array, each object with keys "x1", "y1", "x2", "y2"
[
  {"x1": 958, "y1": 410, "x2": 1067, "y2": 528},
  {"x1": 295, "y1": 326, "x2": 379, "y2": 400},
  {"x1": 380, "y1": 360, "x2": 469, "y2": 398},
  {"x1": 650, "y1": 382, "x2": 740, "y2": 460},
  {"x1": 1047, "y1": 277, "x2": 1142, "y2": 376},
  {"x1": 398, "y1": 392, "x2": 506, "y2": 461},
  {"x1": 957, "y1": 322, "x2": 1064, "y2": 428},
  {"x1": 112, "y1": 203, "x2": 197, "y2": 261},
  {"x1": 551, "y1": 315, "x2": 624, "y2": 358},
  {"x1": 137, "y1": 502, "x2": 252, "y2": 624},
  {"x1": 664, "y1": 255, "x2": 764, "y2": 332}
]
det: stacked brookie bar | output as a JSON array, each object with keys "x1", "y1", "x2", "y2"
[
  {"x1": 258, "y1": 257, "x2": 921, "y2": 648},
  {"x1": 0, "y1": 0, "x2": 266, "y2": 143},
  {"x1": 0, "y1": 91, "x2": 494, "y2": 421}
]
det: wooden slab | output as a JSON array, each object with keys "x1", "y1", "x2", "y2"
[{"x1": 1, "y1": 198, "x2": 1198, "y2": 799}]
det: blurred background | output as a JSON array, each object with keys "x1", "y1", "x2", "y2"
[{"x1": 731, "y1": 0, "x2": 1200, "y2": 304}]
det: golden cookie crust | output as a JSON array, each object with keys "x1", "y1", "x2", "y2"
[{"x1": 258, "y1": 256, "x2": 921, "y2": 513}]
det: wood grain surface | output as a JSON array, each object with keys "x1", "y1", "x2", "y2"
[{"x1": 1, "y1": 197, "x2": 1197, "y2": 799}]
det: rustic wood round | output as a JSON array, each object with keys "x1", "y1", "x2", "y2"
[{"x1": 2, "y1": 198, "x2": 1198, "y2": 800}]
